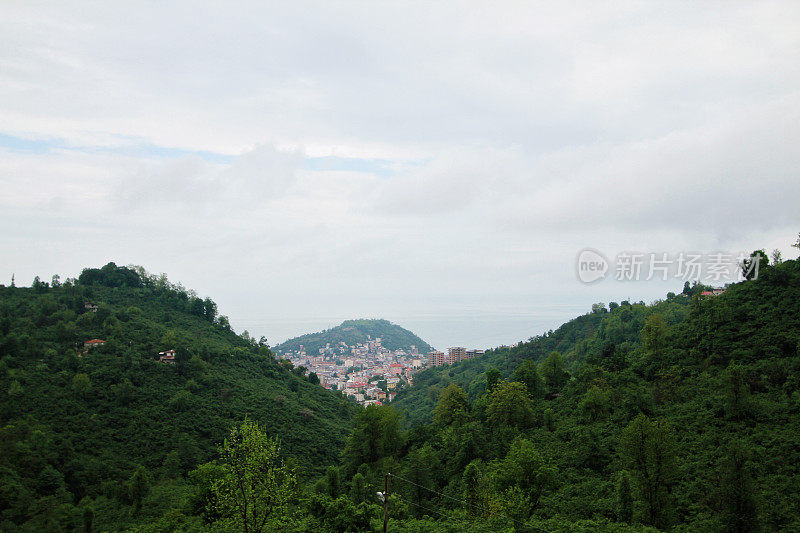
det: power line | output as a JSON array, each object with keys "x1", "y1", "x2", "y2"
[
  {"x1": 388, "y1": 472, "x2": 553, "y2": 533},
  {"x1": 388, "y1": 472, "x2": 490, "y2": 513}
]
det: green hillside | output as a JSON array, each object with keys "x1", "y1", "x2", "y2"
[
  {"x1": 274, "y1": 318, "x2": 433, "y2": 357},
  {"x1": 3, "y1": 253, "x2": 800, "y2": 531},
  {"x1": 0, "y1": 263, "x2": 357, "y2": 531},
  {"x1": 326, "y1": 253, "x2": 800, "y2": 531}
]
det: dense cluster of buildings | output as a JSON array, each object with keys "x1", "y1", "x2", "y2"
[{"x1": 280, "y1": 337, "x2": 485, "y2": 406}]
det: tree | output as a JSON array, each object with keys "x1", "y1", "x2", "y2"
[
  {"x1": 8, "y1": 380, "x2": 23, "y2": 397},
  {"x1": 203, "y1": 298, "x2": 218, "y2": 322},
  {"x1": 540, "y1": 351, "x2": 569, "y2": 393},
  {"x1": 72, "y1": 373, "x2": 91, "y2": 397},
  {"x1": 485, "y1": 368, "x2": 502, "y2": 393},
  {"x1": 494, "y1": 436, "x2": 555, "y2": 524},
  {"x1": 325, "y1": 466, "x2": 340, "y2": 499},
  {"x1": 433, "y1": 383, "x2": 470, "y2": 426},
  {"x1": 619, "y1": 414, "x2": 677, "y2": 529},
  {"x1": 617, "y1": 471, "x2": 633, "y2": 523},
  {"x1": 128, "y1": 466, "x2": 151, "y2": 513},
  {"x1": 720, "y1": 441, "x2": 759, "y2": 533},
  {"x1": 213, "y1": 419, "x2": 297, "y2": 533},
  {"x1": 341, "y1": 406, "x2": 401, "y2": 476},
  {"x1": 349, "y1": 472, "x2": 367, "y2": 503},
  {"x1": 580, "y1": 385, "x2": 610, "y2": 421},
  {"x1": 724, "y1": 364, "x2": 751, "y2": 420},
  {"x1": 740, "y1": 250, "x2": 768, "y2": 280},
  {"x1": 486, "y1": 381, "x2": 534, "y2": 429},
  {"x1": 642, "y1": 313, "x2": 668, "y2": 353},
  {"x1": 512, "y1": 359, "x2": 544, "y2": 399},
  {"x1": 403, "y1": 444, "x2": 435, "y2": 516},
  {"x1": 462, "y1": 460, "x2": 485, "y2": 517}
]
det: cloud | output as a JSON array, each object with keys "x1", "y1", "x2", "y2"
[{"x1": 1, "y1": 2, "x2": 799, "y2": 346}]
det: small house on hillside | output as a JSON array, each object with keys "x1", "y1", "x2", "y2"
[
  {"x1": 701, "y1": 288, "x2": 727, "y2": 297},
  {"x1": 84, "y1": 339, "x2": 106, "y2": 348},
  {"x1": 158, "y1": 350, "x2": 176, "y2": 363},
  {"x1": 84, "y1": 302, "x2": 99, "y2": 313}
]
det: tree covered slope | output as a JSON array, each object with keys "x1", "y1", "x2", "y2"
[
  {"x1": 359, "y1": 255, "x2": 800, "y2": 531},
  {"x1": 0, "y1": 263, "x2": 356, "y2": 531},
  {"x1": 274, "y1": 318, "x2": 433, "y2": 356}
]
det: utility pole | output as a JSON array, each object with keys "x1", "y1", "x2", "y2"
[{"x1": 382, "y1": 472, "x2": 390, "y2": 533}]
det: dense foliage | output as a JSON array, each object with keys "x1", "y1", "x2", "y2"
[
  {"x1": 0, "y1": 263, "x2": 356, "y2": 531},
  {"x1": 3, "y1": 251, "x2": 800, "y2": 531},
  {"x1": 341, "y1": 253, "x2": 800, "y2": 531},
  {"x1": 274, "y1": 318, "x2": 433, "y2": 357}
]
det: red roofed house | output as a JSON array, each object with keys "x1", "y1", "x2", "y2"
[{"x1": 84, "y1": 339, "x2": 106, "y2": 348}]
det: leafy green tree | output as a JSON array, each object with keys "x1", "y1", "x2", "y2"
[
  {"x1": 72, "y1": 373, "x2": 91, "y2": 397},
  {"x1": 433, "y1": 383, "x2": 470, "y2": 426},
  {"x1": 82, "y1": 506, "x2": 93, "y2": 533},
  {"x1": 8, "y1": 380, "x2": 23, "y2": 397},
  {"x1": 462, "y1": 460, "x2": 486, "y2": 517},
  {"x1": 619, "y1": 414, "x2": 677, "y2": 529},
  {"x1": 349, "y1": 472, "x2": 367, "y2": 503},
  {"x1": 325, "y1": 466, "x2": 340, "y2": 499},
  {"x1": 162, "y1": 450, "x2": 181, "y2": 479},
  {"x1": 642, "y1": 313, "x2": 668, "y2": 353},
  {"x1": 485, "y1": 367, "x2": 502, "y2": 393},
  {"x1": 740, "y1": 249, "x2": 768, "y2": 280},
  {"x1": 403, "y1": 444, "x2": 435, "y2": 516},
  {"x1": 493, "y1": 436, "x2": 555, "y2": 523},
  {"x1": 720, "y1": 441, "x2": 759, "y2": 533},
  {"x1": 112, "y1": 378, "x2": 135, "y2": 405},
  {"x1": 128, "y1": 466, "x2": 151, "y2": 513},
  {"x1": 486, "y1": 381, "x2": 534, "y2": 429},
  {"x1": 512, "y1": 359, "x2": 544, "y2": 399},
  {"x1": 724, "y1": 364, "x2": 751, "y2": 420},
  {"x1": 540, "y1": 351, "x2": 569, "y2": 393},
  {"x1": 169, "y1": 390, "x2": 193, "y2": 412},
  {"x1": 617, "y1": 470, "x2": 633, "y2": 523},
  {"x1": 341, "y1": 406, "x2": 401, "y2": 476},
  {"x1": 212, "y1": 419, "x2": 297, "y2": 532},
  {"x1": 580, "y1": 385, "x2": 610, "y2": 421},
  {"x1": 543, "y1": 408, "x2": 555, "y2": 432}
]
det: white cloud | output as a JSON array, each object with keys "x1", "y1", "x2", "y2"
[{"x1": 1, "y1": 1, "x2": 799, "y2": 347}]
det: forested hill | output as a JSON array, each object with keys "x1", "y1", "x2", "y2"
[
  {"x1": 392, "y1": 279, "x2": 712, "y2": 426},
  {"x1": 0, "y1": 263, "x2": 357, "y2": 531},
  {"x1": 274, "y1": 318, "x2": 433, "y2": 356},
  {"x1": 355, "y1": 253, "x2": 799, "y2": 531}
]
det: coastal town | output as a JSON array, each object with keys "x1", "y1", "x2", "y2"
[{"x1": 278, "y1": 336, "x2": 484, "y2": 406}]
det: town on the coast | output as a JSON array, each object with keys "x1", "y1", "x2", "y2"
[{"x1": 277, "y1": 337, "x2": 485, "y2": 405}]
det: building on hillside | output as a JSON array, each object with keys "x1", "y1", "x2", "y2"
[
  {"x1": 84, "y1": 339, "x2": 106, "y2": 348},
  {"x1": 84, "y1": 302, "x2": 99, "y2": 313},
  {"x1": 447, "y1": 347, "x2": 466, "y2": 364},
  {"x1": 158, "y1": 349, "x2": 176, "y2": 363},
  {"x1": 701, "y1": 288, "x2": 727, "y2": 296},
  {"x1": 465, "y1": 349, "x2": 484, "y2": 360},
  {"x1": 429, "y1": 350, "x2": 445, "y2": 366}
]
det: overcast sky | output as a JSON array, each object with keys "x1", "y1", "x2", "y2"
[{"x1": 1, "y1": 2, "x2": 798, "y2": 349}]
